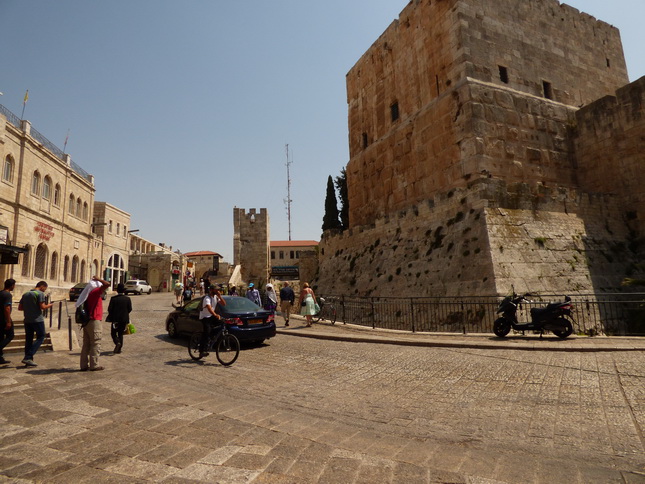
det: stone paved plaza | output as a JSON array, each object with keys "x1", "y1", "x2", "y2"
[{"x1": 1, "y1": 293, "x2": 644, "y2": 483}]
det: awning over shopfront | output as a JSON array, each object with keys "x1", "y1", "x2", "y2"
[{"x1": 0, "y1": 244, "x2": 27, "y2": 264}]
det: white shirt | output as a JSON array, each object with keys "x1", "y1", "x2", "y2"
[{"x1": 199, "y1": 294, "x2": 223, "y2": 320}]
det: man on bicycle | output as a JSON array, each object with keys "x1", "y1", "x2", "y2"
[{"x1": 199, "y1": 283, "x2": 227, "y2": 357}]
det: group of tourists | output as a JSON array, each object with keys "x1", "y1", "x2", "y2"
[
  {"x1": 0, "y1": 276, "x2": 321, "y2": 369},
  {"x1": 0, "y1": 277, "x2": 132, "y2": 371}
]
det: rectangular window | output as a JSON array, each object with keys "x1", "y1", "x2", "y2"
[
  {"x1": 542, "y1": 81, "x2": 553, "y2": 100},
  {"x1": 362, "y1": 133, "x2": 368, "y2": 149},
  {"x1": 108, "y1": 220, "x2": 113, "y2": 233},
  {"x1": 290, "y1": 250, "x2": 295, "y2": 259},
  {"x1": 498, "y1": 65, "x2": 509, "y2": 84},
  {"x1": 271, "y1": 251, "x2": 275, "y2": 260},
  {"x1": 390, "y1": 102, "x2": 400, "y2": 122},
  {"x1": 279, "y1": 251, "x2": 284, "y2": 260}
]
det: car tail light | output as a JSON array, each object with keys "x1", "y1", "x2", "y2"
[
  {"x1": 267, "y1": 314, "x2": 274, "y2": 323},
  {"x1": 224, "y1": 318, "x2": 243, "y2": 326}
]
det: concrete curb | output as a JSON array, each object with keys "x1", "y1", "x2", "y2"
[{"x1": 276, "y1": 317, "x2": 645, "y2": 352}]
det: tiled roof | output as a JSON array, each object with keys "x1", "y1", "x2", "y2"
[
  {"x1": 270, "y1": 240, "x2": 319, "y2": 247},
  {"x1": 183, "y1": 251, "x2": 222, "y2": 257}
]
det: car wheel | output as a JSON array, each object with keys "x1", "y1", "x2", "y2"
[
  {"x1": 167, "y1": 319, "x2": 178, "y2": 338},
  {"x1": 148, "y1": 288, "x2": 152, "y2": 295}
]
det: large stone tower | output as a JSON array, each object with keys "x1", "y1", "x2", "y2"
[
  {"x1": 233, "y1": 208, "x2": 270, "y2": 286},
  {"x1": 316, "y1": 0, "x2": 645, "y2": 298}
]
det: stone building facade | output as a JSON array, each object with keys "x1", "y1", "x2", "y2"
[
  {"x1": 316, "y1": 0, "x2": 645, "y2": 298},
  {"x1": 128, "y1": 234, "x2": 185, "y2": 292},
  {"x1": 233, "y1": 208, "x2": 270, "y2": 286},
  {"x1": 0, "y1": 105, "x2": 98, "y2": 299},
  {"x1": 92, "y1": 201, "x2": 130, "y2": 288},
  {"x1": 270, "y1": 240, "x2": 318, "y2": 279}
]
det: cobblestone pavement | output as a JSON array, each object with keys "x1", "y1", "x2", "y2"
[{"x1": 1, "y1": 293, "x2": 644, "y2": 483}]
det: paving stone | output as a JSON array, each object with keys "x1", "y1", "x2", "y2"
[{"x1": 1, "y1": 294, "x2": 644, "y2": 483}]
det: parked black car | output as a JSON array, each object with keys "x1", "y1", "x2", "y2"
[
  {"x1": 69, "y1": 282, "x2": 106, "y2": 301},
  {"x1": 165, "y1": 296, "x2": 276, "y2": 345}
]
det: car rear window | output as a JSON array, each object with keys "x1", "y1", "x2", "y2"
[{"x1": 223, "y1": 297, "x2": 261, "y2": 311}]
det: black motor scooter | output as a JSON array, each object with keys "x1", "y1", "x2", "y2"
[{"x1": 493, "y1": 293, "x2": 575, "y2": 339}]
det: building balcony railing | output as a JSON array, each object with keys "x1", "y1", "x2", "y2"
[{"x1": 0, "y1": 103, "x2": 92, "y2": 182}]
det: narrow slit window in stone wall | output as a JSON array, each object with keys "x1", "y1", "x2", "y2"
[
  {"x1": 498, "y1": 65, "x2": 509, "y2": 84},
  {"x1": 390, "y1": 102, "x2": 399, "y2": 122},
  {"x1": 542, "y1": 80, "x2": 553, "y2": 100},
  {"x1": 362, "y1": 133, "x2": 368, "y2": 149}
]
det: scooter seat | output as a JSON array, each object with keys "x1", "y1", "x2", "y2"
[{"x1": 530, "y1": 303, "x2": 562, "y2": 320}]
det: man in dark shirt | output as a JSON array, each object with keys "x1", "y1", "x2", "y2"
[
  {"x1": 279, "y1": 281, "x2": 295, "y2": 326},
  {"x1": 0, "y1": 279, "x2": 16, "y2": 364},
  {"x1": 19, "y1": 280, "x2": 54, "y2": 367}
]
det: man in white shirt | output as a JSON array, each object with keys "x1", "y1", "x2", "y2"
[{"x1": 198, "y1": 284, "x2": 226, "y2": 357}]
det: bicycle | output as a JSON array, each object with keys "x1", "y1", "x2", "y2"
[
  {"x1": 188, "y1": 319, "x2": 240, "y2": 366},
  {"x1": 314, "y1": 297, "x2": 337, "y2": 325}
]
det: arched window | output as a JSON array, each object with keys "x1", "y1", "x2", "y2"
[
  {"x1": 21, "y1": 246, "x2": 31, "y2": 277},
  {"x1": 31, "y1": 171, "x2": 41, "y2": 195},
  {"x1": 68, "y1": 194, "x2": 75, "y2": 214},
  {"x1": 54, "y1": 184, "x2": 61, "y2": 206},
  {"x1": 76, "y1": 197, "x2": 82, "y2": 217},
  {"x1": 50, "y1": 252, "x2": 58, "y2": 280},
  {"x1": 34, "y1": 243, "x2": 48, "y2": 279},
  {"x1": 2, "y1": 156, "x2": 14, "y2": 183},
  {"x1": 63, "y1": 255, "x2": 70, "y2": 281},
  {"x1": 71, "y1": 256, "x2": 79, "y2": 283},
  {"x1": 80, "y1": 260, "x2": 86, "y2": 281},
  {"x1": 92, "y1": 260, "x2": 99, "y2": 278},
  {"x1": 42, "y1": 176, "x2": 52, "y2": 200},
  {"x1": 83, "y1": 202, "x2": 89, "y2": 221}
]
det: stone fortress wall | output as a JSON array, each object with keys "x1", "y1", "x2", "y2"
[
  {"x1": 316, "y1": 0, "x2": 645, "y2": 299},
  {"x1": 346, "y1": 0, "x2": 628, "y2": 228}
]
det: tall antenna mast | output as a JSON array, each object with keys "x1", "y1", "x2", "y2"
[{"x1": 285, "y1": 144, "x2": 293, "y2": 241}]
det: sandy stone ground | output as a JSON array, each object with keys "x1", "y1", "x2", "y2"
[{"x1": 1, "y1": 292, "x2": 644, "y2": 483}]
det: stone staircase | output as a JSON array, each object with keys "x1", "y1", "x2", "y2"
[{"x1": 3, "y1": 321, "x2": 54, "y2": 354}]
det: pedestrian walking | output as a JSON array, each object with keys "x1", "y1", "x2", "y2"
[
  {"x1": 199, "y1": 280, "x2": 205, "y2": 295},
  {"x1": 174, "y1": 280, "x2": 183, "y2": 304},
  {"x1": 80, "y1": 276, "x2": 110, "y2": 371},
  {"x1": 106, "y1": 283, "x2": 132, "y2": 354},
  {"x1": 182, "y1": 285, "x2": 193, "y2": 304},
  {"x1": 0, "y1": 279, "x2": 16, "y2": 364},
  {"x1": 18, "y1": 281, "x2": 54, "y2": 367},
  {"x1": 279, "y1": 281, "x2": 295, "y2": 326},
  {"x1": 246, "y1": 283, "x2": 261, "y2": 307},
  {"x1": 264, "y1": 283, "x2": 278, "y2": 313},
  {"x1": 299, "y1": 282, "x2": 318, "y2": 327}
]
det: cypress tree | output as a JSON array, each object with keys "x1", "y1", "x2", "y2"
[
  {"x1": 335, "y1": 167, "x2": 349, "y2": 230},
  {"x1": 322, "y1": 175, "x2": 342, "y2": 232}
]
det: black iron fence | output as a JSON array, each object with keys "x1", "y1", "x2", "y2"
[{"x1": 319, "y1": 293, "x2": 645, "y2": 336}]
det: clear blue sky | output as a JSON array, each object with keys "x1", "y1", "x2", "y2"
[{"x1": 1, "y1": 1, "x2": 643, "y2": 262}]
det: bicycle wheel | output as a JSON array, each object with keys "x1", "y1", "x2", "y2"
[
  {"x1": 188, "y1": 332, "x2": 204, "y2": 361},
  {"x1": 216, "y1": 333, "x2": 240, "y2": 366},
  {"x1": 328, "y1": 305, "x2": 337, "y2": 325},
  {"x1": 314, "y1": 308, "x2": 324, "y2": 322}
]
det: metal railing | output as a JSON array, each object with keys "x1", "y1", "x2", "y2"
[
  {"x1": 0, "y1": 103, "x2": 92, "y2": 182},
  {"x1": 319, "y1": 293, "x2": 645, "y2": 336}
]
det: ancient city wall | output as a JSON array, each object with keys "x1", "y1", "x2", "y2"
[
  {"x1": 574, "y1": 76, "x2": 645, "y2": 236},
  {"x1": 345, "y1": 0, "x2": 628, "y2": 231},
  {"x1": 316, "y1": 179, "x2": 640, "y2": 299},
  {"x1": 233, "y1": 208, "x2": 270, "y2": 286},
  {"x1": 458, "y1": 0, "x2": 628, "y2": 106}
]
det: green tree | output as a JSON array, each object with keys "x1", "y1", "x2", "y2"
[
  {"x1": 322, "y1": 175, "x2": 342, "y2": 232},
  {"x1": 335, "y1": 167, "x2": 349, "y2": 230}
]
